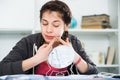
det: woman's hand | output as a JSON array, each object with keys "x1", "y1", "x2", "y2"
[
  {"x1": 56, "y1": 37, "x2": 88, "y2": 73},
  {"x1": 35, "y1": 38, "x2": 56, "y2": 63},
  {"x1": 56, "y1": 37, "x2": 81, "y2": 64},
  {"x1": 22, "y1": 38, "x2": 56, "y2": 71},
  {"x1": 56, "y1": 37, "x2": 71, "y2": 46}
]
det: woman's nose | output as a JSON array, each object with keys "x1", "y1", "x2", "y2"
[{"x1": 46, "y1": 25, "x2": 53, "y2": 33}]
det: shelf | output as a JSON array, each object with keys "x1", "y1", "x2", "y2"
[
  {"x1": 34, "y1": 28, "x2": 118, "y2": 33},
  {"x1": 97, "y1": 64, "x2": 119, "y2": 68},
  {"x1": 0, "y1": 28, "x2": 32, "y2": 34},
  {"x1": 3, "y1": 28, "x2": 118, "y2": 34},
  {"x1": 68, "y1": 29, "x2": 118, "y2": 36},
  {"x1": 68, "y1": 29, "x2": 118, "y2": 32}
]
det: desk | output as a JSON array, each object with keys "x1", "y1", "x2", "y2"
[{"x1": 0, "y1": 74, "x2": 119, "y2": 80}]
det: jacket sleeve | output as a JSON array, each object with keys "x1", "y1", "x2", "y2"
[
  {"x1": 70, "y1": 35, "x2": 98, "y2": 74},
  {"x1": 0, "y1": 38, "x2": 29, "y2": 76}
]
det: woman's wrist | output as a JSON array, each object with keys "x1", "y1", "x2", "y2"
[{"x1": 73, "y1": 57, "x2": 81, "y2": 65}]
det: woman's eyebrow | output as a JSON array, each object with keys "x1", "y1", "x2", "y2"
[
  {"x1": 41, "y1": 19, "x2": 47, "y2": 22},
  {"x1": 53, "y1": 20, "x2": 60, "y2": 23},
  {"x1": 41, "y1": 19, "x2": 60, "y2": 23}
]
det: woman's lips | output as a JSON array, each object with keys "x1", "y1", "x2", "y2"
[{"x1": 45, "y1": 35, "x2": 54, "y2": 40}]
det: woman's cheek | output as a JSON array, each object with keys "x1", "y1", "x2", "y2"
[
  {"x1": 55, "y1": 29, "x2": 64, "y2": 37},
  {"x1": 60, "y1": 30, "x2": 64, "y2": 36}
]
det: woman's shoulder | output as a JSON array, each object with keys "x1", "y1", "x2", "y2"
[
  {"x1": 23, "y1": 33, "x2": 41, "y2": 40},
  {"x1": 21, "y1": 33, "x2": 42, "y2": 45},
  {"x1": 26, "y1": 33, "x2": 41, "y2": 38},
  {"x1": 69, "y1": 34, "x2": 82, "y2": 46},
  {"x1": 69, "y1": 34, "x2": 78, "y2": 41}
]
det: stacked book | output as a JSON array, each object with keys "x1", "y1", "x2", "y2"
[
  {"x1": 105, "y1": 46, "x2": 115, "y2": 65},
  {"x1": 81, "y1": 14, "x2": 111, "y2": 29}
]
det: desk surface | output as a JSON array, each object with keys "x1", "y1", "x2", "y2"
[{"x1": 0, "y1": 74, "x2": 119, "y2": 80}]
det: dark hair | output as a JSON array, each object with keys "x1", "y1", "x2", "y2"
[{"x1": 40, "y1": 0, "x2": 72, "y2": 25}]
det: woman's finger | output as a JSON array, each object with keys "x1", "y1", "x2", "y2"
[
  {"x1": 66, "y1": 37, "x2": 69, "y2": 44},
  {"x1": 47, "y1": 38, "x2": 56, "y2": 48},
  {"x1": 41, "y1": 44, "x2": 48, "y2": 48},
  {"x1": 57, "y1": 37, "x2": 67, "y2": 45}
]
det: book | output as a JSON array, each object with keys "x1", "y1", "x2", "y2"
[
  {"x1": 81, "y1": 14, "x2": 111, "y2": 29},
  {"x1": 82, "y1": 14, "x2": 110, "y2": 23},
  {"x1": 86, "y1": 51, "x2": 105, "y2": 65},
  {"x1": 105, "y1": 46, "x2": 115, "y2": 64},
  {"x1": 81, "y1": 20, "x2": 110, "y2": 26},
  {"x1": 82, "y1": 21, "x2": 103, "y2": 26},
  {"x1": 81, "y1": 25, "x2": 103, "y2": 29},
  {"x1": 81, "y1": 25, "x2": 104, "y2": 29}
]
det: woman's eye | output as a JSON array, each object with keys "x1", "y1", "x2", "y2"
[
  {"x1": 41, "y1": 20, "x2": 48, "y2": 26},
  {"x1": 42, "y1": 22, "x2": 48, "y2": 26},
  {"x1": 53, "y1": 22, "x2": 60, "y2": 27},
  {"x1": 42, "y1": 23, "x2": 48, "y2": 26},
  {"x1": 54, "y1": 25, "x2": 59, "y2": 27},
  {"x1": 53, "y1": 24, "x2": 60, "y2": 27}
]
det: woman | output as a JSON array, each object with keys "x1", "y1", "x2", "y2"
[{"x1": 0, "y1": 0, "x2": 98, "y2": 76}]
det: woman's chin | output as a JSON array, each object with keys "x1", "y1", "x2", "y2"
[{"x1": 45, "y1": 40, "x2": 51, "y2": 44}]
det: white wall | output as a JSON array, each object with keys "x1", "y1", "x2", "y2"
[{"x1": 0, "y1": 0, "x2": 34, "y2": 30}]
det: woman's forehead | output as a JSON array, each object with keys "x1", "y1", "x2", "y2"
[
  {"x1": 42, "y1": 10, "x2": 62, "y2": 18},
  {"x1": 41, "y1": 11, "x2": 63, "y2": 22}
]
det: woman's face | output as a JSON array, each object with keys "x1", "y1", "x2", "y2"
[{"x1": 41, "y1": 11, "x2": 66, "y2": 43}]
